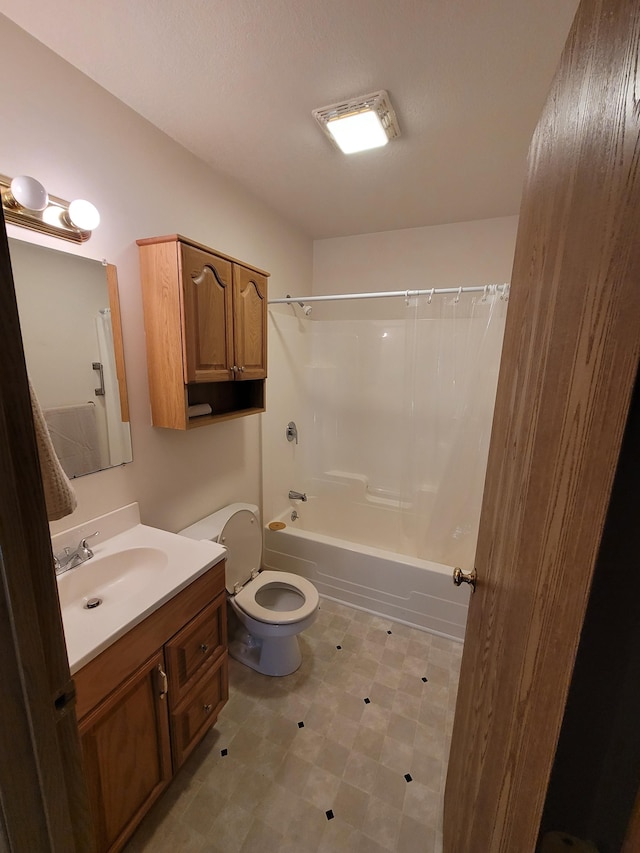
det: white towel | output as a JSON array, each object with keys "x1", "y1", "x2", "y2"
[
  {"x1": 44, "y1": 403, "x2": 102, "y2": 478},
  {"x1": 188, "y1": 403, "x2": 212, "y2": 418}
]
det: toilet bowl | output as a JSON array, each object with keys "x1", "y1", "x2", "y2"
[{"x1": 179, "y1": 503, "x2": 319, "y2": 676}]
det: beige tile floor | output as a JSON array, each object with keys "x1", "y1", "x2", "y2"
[{"x1": 125, "y1": 599, "x2": 462, "y2": 853}]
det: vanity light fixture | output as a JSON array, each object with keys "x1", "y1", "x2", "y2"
[
  {"x1": 312, "y1": 90, "x2": 401, "y2": 154},
  {"x1": 1, "y1": 173, "x2": 100, "y2": 242}
]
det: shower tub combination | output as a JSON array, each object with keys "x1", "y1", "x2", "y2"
[
  {"x1": 263, "y1": 474, "x2": 469, "y2": 641},
  {"x1": 264, "y1": 287, "x2": 508, "y2": 642}
]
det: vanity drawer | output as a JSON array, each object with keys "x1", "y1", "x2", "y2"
[
  {"x1": 165, "y1": 591, "x2": 226, "y2": 708},
  {"x1": 170, "y1": 652, "x2": 228, "y2": 769}
]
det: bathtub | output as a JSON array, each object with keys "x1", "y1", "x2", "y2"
[{"x1": 263, "y1": 481, "x2": 469, "y2": 641}]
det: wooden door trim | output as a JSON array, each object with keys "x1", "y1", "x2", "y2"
[
  {"x1": 0, "y1": 208, "x2": 93, "y2": 851},
  {"x1": 444, "y1": 0, "x2": 640, "y2": 849}
]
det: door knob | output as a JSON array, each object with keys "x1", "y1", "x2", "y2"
[{"x1": 453, "y1": 567, "x2": 477, "y2": 593}]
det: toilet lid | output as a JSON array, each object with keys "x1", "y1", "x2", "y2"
[
  {"x1": 234, "y1": 570, "x2": 319, "y2": 625},
  {"x1": 220, "y1": 509, "x2": 262, "y2": 594}
]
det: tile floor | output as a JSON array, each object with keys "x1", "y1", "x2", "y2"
[{"x1": 125, "y1": 599, "x2": 462, "y2": 853}]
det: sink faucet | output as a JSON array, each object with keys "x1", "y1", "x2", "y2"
[
  {"x1": 288, "y1": 490, "x2": 307, "y2": 502},
  {"x1": 54, "y1": 532, "x2": 99, "y2": 575}
]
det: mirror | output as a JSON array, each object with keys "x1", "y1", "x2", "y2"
[{"x1": 9, "y1": 237, "x2": 133, "y2": 477}]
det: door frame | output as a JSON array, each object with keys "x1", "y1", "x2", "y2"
[{"x1": 0, "y1": 207, "x2": 93, "y2": 851}]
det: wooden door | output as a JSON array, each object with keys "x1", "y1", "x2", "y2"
[
  {"x1": 79, "y1": 651, "x2": 172, "y2": 853},
  {"x1": 180, "y1": 243, "x2": 234, "y2": 382},
  {"x1": 232, "y1": 264, "x2": 267, "y2": 380},
  {"x1": 0, "y1": 204, "x2": 94, "y2": 851},
  {"x1": 443, "y1": 0, "x2": 640, "y2": 850}
]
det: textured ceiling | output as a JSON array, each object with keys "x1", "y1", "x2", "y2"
[{"x1": 0, "y1": 0, "x2": 580, "y2": 238}]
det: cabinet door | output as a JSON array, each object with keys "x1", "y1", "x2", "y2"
[
  {"x1": 233, "y1": 264, "x2": 267, "y2": 380},
  {"x1": 79, "y1": 651, "x2": 172, "y2": 853},
  {"x1": 180, "y1": 243, "x2": 234, "y2": 382},
  {"x1": 165, "y1": 593, "x2": 227, "y2": 709}
]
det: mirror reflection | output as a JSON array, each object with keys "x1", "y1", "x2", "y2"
[{"x1": 9, "y1": 237, "x2": 133, "y2": 477}]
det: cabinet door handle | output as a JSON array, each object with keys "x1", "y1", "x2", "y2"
[
  {"x1": 203, "y1": 703, "x2": 213, "y2": 713},
  {"x1": 200, "y1": 643, "x2": 209, "y2": 654},
  {"x1": 239, "y1": 366, "x2": 245, "y2": 372},
  {"x1": 157, "y1": 665, "x2": 168, "y2": 700}
]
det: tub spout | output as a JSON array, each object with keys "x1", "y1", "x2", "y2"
[{"x1": 288, "y1": 490, "x2": 307, "y2": 502}]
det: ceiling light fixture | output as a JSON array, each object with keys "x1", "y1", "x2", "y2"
[
  {"x1": 312, "y1": 90, "x2": 400, "y2": 154},
  {"x1": 0, "y1": 173, "x2": 100, "y2": 242}
]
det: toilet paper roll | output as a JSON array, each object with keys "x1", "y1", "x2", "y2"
[{"x1": 187, "y1": 403, "x2": 212, "y2": 418}]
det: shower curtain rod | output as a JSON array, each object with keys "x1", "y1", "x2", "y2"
[{"x1": 268, "y1": 283, "x2": 510, "y2": 305}]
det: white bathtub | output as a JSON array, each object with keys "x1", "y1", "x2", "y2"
[{"x1": 263, "y1": 487, "x2": 469, "y2": 641}]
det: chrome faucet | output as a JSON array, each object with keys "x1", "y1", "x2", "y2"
[
  {"x1": 288, "y1": 490, "x2": 307, "y2": 502},
  {"x1": 54, "y1": 532, "x2": 99, "y2": 575}
]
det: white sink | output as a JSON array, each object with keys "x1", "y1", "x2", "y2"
[
  {"x1": 57, "y1": 547, "x2": 169, "y2": 612},
  {"x1": 53, "y1": 504, "x2": 226, "y2": 674}
]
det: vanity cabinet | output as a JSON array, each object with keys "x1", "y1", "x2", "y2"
[
  {"x1": 74, "y1": 560, "x2": 228, "y2": 853},
  {"x1": 137, "y1": 234, "x2": 269, "y2": 430},
  {"x1": 78, "y1": 652, "x2": 172, "y2": 852}
]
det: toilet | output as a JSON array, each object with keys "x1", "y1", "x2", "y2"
[{"x1": 179, "y1": 503, "x2": 319, "y2": 676}]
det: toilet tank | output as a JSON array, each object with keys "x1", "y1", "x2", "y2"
[
  {"x1": 178, "y1": 502, "x2": 260, "y2": 542},
  {"x1": 178, "y1": 503, "x2": 261, "y2": 594}
]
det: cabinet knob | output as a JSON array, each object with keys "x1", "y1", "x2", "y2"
[
  {"x1": 200, "y1": 643, "x2": 209, "y2": 654},
  {"x1": 203, "y1": 703, "x2": 213, "y2": 713},
  {"x1": 231, "y1": 365, "x2": 238, "y2": 373},
  {"x1": 239, "y1": 366, "x2": 245, "y2": 372}
]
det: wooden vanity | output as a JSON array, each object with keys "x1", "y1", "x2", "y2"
[{"x1": 73, "y1": 560, "x2": 228, "y2": 853}]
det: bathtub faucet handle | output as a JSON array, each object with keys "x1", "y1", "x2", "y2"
[
  {"x1": 288, "y1": 490, "x2": 307, "y2": 502},
  {"x1": 286, "y1": 422, "x2": 299, "y2": 444}
]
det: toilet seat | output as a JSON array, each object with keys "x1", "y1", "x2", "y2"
[{"x1": 234, "y1": 570, "x2": 319, "y2": 625}]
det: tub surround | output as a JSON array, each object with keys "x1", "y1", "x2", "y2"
[{"x1": 53, "y1": 503, "x2": 226, "y2": 673}]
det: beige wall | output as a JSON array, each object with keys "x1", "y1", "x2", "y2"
[
  {"x1": 313, "y1": 216, "x2": 518, "y2": 318},
  {"x1": 0, "y1": 15, "x2": 312, "y2": 535}
]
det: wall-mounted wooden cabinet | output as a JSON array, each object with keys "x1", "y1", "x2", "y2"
[{"x1": 137, "y1": 234, "x2": 269, "y2": 429}]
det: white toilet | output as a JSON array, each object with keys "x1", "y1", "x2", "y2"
[{"x1": 179, "y1": 503, "x2": 319, "y2": 676}]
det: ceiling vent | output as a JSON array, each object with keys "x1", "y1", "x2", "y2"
[{"x1": 312, "y1": 90, "x2": 401, "y2": 154}]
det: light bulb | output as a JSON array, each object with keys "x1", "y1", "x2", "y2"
[
  {"x1": 10, "y1": 175, "x2": 48, "y2": 211},
  {"x1": 68, "y1": 199, "x2": 100, "y2": 231},
  {"x1": 326, "y1": 110, "x2": 389, "y2": 154}
]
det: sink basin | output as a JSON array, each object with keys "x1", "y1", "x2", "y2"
[
  {"x1": 53, "y1": 508, "x2": 226, "y2": 674},
  {"x1": 57, "y1": 547, "x2": 169, "y2": 611}
]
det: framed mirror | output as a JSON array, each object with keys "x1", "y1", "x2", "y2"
[{"x1": 9, "y1": 237, "x2": 133, "y2": 477}]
